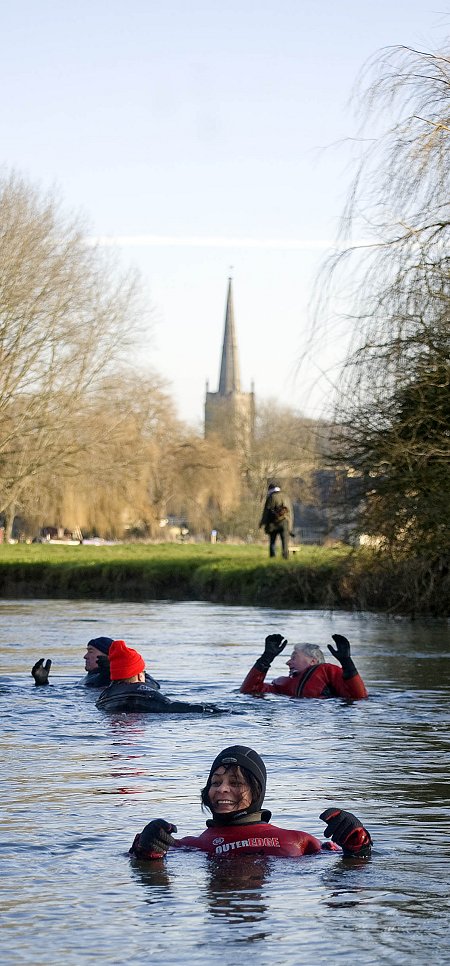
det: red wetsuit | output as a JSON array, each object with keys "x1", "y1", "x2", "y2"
[
  {"x1": 131, "y1": 819, "x2": 342, "y2": 859},
  {"x1": 240, "y1": 663, "x2": 368, "y2": 700},
  {"x1": 173, "y1": 822, "x2": 336, "y2": 857}
]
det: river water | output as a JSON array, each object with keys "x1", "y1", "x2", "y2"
[{"x1": 1, "y1": 599, "x2": 450, "y2": 966}]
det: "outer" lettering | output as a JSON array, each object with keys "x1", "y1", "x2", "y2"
[{"x1": 215, "y1": 837, "x2": 280, "y2": 854}]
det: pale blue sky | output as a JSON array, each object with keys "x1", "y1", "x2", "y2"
[{"x1": 1, "y1": 1, "x2": 446, "y2": 427}]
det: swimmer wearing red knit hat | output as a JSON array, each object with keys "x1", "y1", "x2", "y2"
[
  {"x1": 96, "y1": 640, "x2": 222, "y2": 716},
  {"x1": 108, "y1": 640, "x2": 146, "y2": 680},
  {"x1": 31, "y1": 636, "x2": 160, "y2": 691}
]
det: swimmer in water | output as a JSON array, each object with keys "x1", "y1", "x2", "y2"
[
  {"x1": 130, "y1": 745, "x2": 372, "y2": 860},
  {"x1": 96, "y1": 640, "x2": 221, "y2": 714},
  {"x1": 31, "y1": 636, "x2": 160, "y2": 690},
  {"x1": 240, "y1": 634, "x2": 368, "y2": 700}
]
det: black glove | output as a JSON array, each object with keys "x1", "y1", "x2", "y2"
[
  {"x1": 31, "y1": 658, "x2": 52, "y2": 686},
  {"x1": 135, "y1": 819, "x2": 178, "y2": 858},
  {"x1": 254, "y1": 633, "x2": 288, "y2": 673},
  {"x1": 320, "y1": 807, "x2": 372, "y2": 856},
  {"x1": 95, "y1": 654, "x2": 111, "y2": 684},
  {"x1": 327, "y1": 634, "x2": 358, "y2": 679}
]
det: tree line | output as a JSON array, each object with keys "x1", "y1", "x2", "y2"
[
  {"x1": 314, "y1": 43, "x2": 450, "y2": 586},
  {"x1": 0, "y1": 172, "x2": 325, "y2": 542}
]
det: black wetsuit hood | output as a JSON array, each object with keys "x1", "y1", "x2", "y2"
[{"x1": 205, "y1": 745, "x2": 267, "y2": 823}]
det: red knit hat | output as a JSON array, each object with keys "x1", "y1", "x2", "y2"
[{"x1": 109, "y1": 640, "x2": 146, "y2": 680}]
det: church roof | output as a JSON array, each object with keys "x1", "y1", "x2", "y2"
[{"x1": 218, "y1": 277, "x2": 241, "y2": 394}]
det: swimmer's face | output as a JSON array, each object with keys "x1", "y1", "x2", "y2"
[
  {"x1": 84, "y1": 645, "x2": 106, "y2": 672},
  {"x1": 286, "y1": 647, "x2": 315, "y2": 675},
  {"x1": 208, "y1": 765, "x2": 252, "y2": 814}
]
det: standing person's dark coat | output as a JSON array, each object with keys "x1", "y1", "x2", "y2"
[{"x1": 259, "y1": 481, "x2": 293, "y2": 559}]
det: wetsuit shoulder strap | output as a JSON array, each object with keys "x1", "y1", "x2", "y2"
[{"x1": 296, "y1": 664, "x2": 321, "y2": 697}]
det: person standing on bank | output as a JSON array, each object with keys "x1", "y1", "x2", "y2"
[{"x1": 259, "y1": 480, "x2": 293, "y2": 559}]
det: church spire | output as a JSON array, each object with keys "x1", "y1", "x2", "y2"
[{"x1": 218, "y1": 277, "x2": 241, "y2": 395}]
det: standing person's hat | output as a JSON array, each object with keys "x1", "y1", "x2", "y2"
[
  {"x1": 87, "y1": 636, "x2": 114, "y2": 656},
  {"x1": 109, "y1": 640, "x2": 146, "y2": 680}
]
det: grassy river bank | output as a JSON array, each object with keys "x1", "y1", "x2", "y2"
[{"x1": 0, "y1": 542, "x2": 447, "y2": 616}]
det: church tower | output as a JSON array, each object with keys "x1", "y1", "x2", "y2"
[{"x1": 205, "y1": 278, "x2": 255, "y2": 453}]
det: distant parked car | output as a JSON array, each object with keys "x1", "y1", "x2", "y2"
[{"x1": 34, "y1": 525, "x2": 83, "y2": 545}]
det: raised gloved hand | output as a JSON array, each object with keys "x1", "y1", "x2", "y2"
[
  {"x1": 31, "y1": 658, "x2": 52, "y2": 686},
  {"x1": 320, "y1": 807, "x2": 372, "y2": 856},
  {"x1": 255, "y1": 633, "x2": 288, "y2": 673},
  {"x1": 132, "y1": 819, "x2": 178, "y2": 859},
  {"x1": 327, "y1": 634, "x2": 358, "y2": 680}
]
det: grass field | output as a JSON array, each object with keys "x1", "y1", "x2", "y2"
[
  {"x1": 0, "y1": 541, "x2": 446, "y2": 614},
  {"x1": 0, "y1": 542, "x2": 353, "y2": 609}
]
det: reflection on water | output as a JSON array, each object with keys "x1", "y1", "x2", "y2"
[
  {"x1": 203, "y1": 856, "x2": 272, "y2": 925},
  {"x1": 1, "y1": 599, "x2": 450, "y2": 965}
]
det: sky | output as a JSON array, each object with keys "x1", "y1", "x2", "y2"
[{"x1": 0, "y1": 1, "x2": 447, "y2": 429}]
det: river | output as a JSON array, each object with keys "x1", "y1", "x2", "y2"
[{"x1": 1, "y1": 599, "x2": 450, "y2": 965}]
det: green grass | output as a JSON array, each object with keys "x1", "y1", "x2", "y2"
[
  {"x1": 0, "y1": 542, "x2": 352, "y2": 608},
  {"x1": 0, "y1": 542, "x2": 447, "y2": 614}
]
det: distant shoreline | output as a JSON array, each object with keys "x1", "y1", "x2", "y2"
[{"x1": 0, "y1": 543, "x2": 447, "y2": 618}]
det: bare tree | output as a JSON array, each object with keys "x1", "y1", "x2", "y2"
[
  {"x1": 169, "y1": 435, "x2": 241, "y2": 537},
  {"x1": 36, "y1": 372, "x2": 179, "y2": 539},
  {"x1": 0, "y1": 172, "x2": 148, "y2": 536},
  {"x1": 315, "y1": 45, "x2": 450, "y2": 563}
]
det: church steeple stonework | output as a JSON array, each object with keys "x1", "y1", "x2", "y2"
[
  {"x1": 205, "y1": 279, "x2": 255, "y2": 453},
  {"x1": 218, "y1": 278, "x2": 241, "y2": 394}
]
